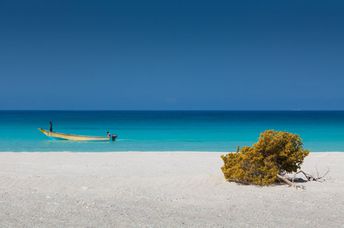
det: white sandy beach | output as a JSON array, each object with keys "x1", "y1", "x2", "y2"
[{"x1": 0, "y1": 152, "x2": 343, "y2": 227}]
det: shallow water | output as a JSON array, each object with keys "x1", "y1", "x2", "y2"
[{"x1": 0, "y1": 111, "x2": 343, "y2": 152}]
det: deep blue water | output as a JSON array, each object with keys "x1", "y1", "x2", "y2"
[{"x1": 0, "y1": 111, "x2": 343, "y2": 152}]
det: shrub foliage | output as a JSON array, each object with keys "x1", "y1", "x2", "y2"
[{"x1": 221, "y1": 130, "x2": 309, "y2": 185}]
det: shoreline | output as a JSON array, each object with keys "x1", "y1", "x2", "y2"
[
  {"x1": 0, "y1": 152, "x2": 343, "y2": 227},
  {"x1": 1, "y1": 150, "x2": 344, "y2": 153}
]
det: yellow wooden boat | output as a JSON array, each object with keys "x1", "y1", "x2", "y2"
[{"x1": 38, "y1": 128, "x2": 117, "y2": 141}]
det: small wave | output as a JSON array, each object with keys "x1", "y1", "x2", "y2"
[{"x1": 116, "y1": 139, "x2": 131, "y2": 141}]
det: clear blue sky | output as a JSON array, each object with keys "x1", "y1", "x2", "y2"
[{"x1": 0, "y1": 0, "x2": 343, "y2": 110}]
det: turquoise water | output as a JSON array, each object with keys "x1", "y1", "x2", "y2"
[{"x1": 0, "y1": 111, "x2": 343, "y2": 152}]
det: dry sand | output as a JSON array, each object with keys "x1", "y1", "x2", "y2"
[{"x1": 0, "y1": 152, "x2": 343, "y2": 227}]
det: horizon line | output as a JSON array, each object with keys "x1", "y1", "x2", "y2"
[{"x1": 1, "y1": 109, "x2": 344, "y2": 112}]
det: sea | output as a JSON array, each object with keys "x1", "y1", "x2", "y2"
[{"x1": 0, "y1": 111, "x2": 343, "y2": 152}]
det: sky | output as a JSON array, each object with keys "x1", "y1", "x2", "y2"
[{"x1": 0, "y1": 0, "x2": 343, "y2": 110}]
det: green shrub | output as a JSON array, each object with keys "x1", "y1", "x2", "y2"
[{"x1": 221, "y1": 130, "x2": 309, "y2": 185}]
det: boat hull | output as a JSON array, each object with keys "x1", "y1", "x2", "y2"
[{"x1": 38, "y1": 128, "x2": 116, "y2": 141}]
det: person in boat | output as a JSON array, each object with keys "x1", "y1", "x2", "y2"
[
  {"x1": 49, "y1": 121, "x2": 53, "y2": 132},
  {"x1": 107, "y1": 131, "x2": 111, "y2": 138}
]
